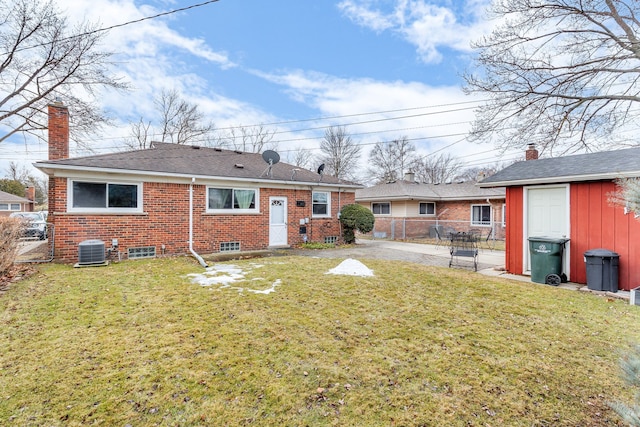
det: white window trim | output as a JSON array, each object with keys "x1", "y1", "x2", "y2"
[
  {"x1": 501, "y1": 203, "x2": 506, "y2": 227},
  {"x1": 418, "y1": 201, "x2": 436, "y2": 216},
  {"x1": 67, "y1": 178, "x2": 143, "y2": 214},
  {"x1": 371, "y1": 201, "x2": 391, "y2": 216},
  {"x1": 470, "y1": 204, "x2": 492, "y2": 227},
  {"x1": 312, "y1": 191, "x2": 331, "y2": 218},
  {"x1": 0, "y1": 203, "x2": 21, "y2": 211},
  {"x1": 206, "y1": 186, "x2": 260, "y2": 214}
]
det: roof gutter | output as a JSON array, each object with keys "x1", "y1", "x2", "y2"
[
  {"x1": 32, "y1": 163, "x2": 363, "y2": 190},
  {"x1": 478, "y1": 171, "x2": 640, "y2": 187},
  {"x1": 189, "y1": 178, "x2": 208, "y2": 268}
]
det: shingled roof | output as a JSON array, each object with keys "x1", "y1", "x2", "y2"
[
  {"x1": 34, "y1": 142, "x2": 361, "y2": 188},
  {"x1": 0, "y1": 190, "x2": 30, "y2": 203},
  {"x1": 356, "y1": 180, "x2": 505, "y2": 201},
  {"x1": 479, "y1": 147, "x2": 640, "y2": 187}
]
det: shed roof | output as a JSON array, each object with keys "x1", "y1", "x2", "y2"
[
  {"x1": 356, "y1": 180, "x2": 505, "y2": 201},
  {"x1": 479, "y1": 147, "x2": 640, "y2": 187},
  {"x1": 34, "y1": 142, "x2": 361, "y2": 189}
]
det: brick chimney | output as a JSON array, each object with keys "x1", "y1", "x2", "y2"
[
  {"x1": 48, "y1": 101, "x2": 69, "y2": 160},
  {"x1": 25, "y1": 186, "x2": 35, "y2": 202},
  {"x1": 525, "y1": 143, "x2": 538, "y2": 161}
]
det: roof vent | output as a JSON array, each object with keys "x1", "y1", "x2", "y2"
[
  {"x1": 192, "y1": 145, "x2": 201, "y2": 150},
  {"x1": 214, "y1": 147, "x2": 222, "y2": 152},
  {"x1": 234, "y1": 163, "x2": 244, "y2": 169},
  {"x1": 78, "y1": 239, "x2": 106, "y2": 265},
  {"x1": 234, "y1": 150, "x2": 243, "y2": 154}
]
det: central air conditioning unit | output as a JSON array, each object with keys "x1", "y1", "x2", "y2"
[{"x1": 78, "y1": 239, "x2": 106, "y2": 265}]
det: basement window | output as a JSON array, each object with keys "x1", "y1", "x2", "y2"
[
  {"x1": 128, "y1": 246, "x2": 156, "y2": 259},
  {"x1": 220, "y1": 242, "x2": 241, "y2": 252},
  {"x1": 324, "y1": 236, "x2": 338, "y2": 244}
]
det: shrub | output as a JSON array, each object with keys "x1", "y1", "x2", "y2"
[
  {"x1": 339, "y1": 204, "x2": 375, "y2": 244},
  {"x1": 0, "y1": 217, "x2": 22, "y2": 274},
  {"x1": 611, "y1": 345, "x2": 640, "y2": 426}
]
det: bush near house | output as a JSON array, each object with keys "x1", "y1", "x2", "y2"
[
  {"x1": 0, "y1": 217, "x2": 22, "y2": 275},
  {"x1": 339, "y1": 204, "x2": 375, "y2": 244}
]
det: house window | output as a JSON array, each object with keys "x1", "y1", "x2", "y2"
[
  {"x1": 419, "y1": 202, "x2": 435, "y2": 216},
  {"x1": 372, "y1": 202, "x2": 390, "y2": 215},
  {"x1": 471, "y1": 204, "x2": 492, "y2": 226},
  {"x1": 69, "y1": 180, "x2": 141, "y2": 213},
  {"x1": 0, "y1": 203, "x2": 20, "y2": 211},
  {"x1": 208, "y1": 188, "x2": 258, "y2": 213},
  {"x1": 502, "y1": 203, "x2": 506, "y2": 227},
  {"x1": 312, "y1": 191, "x2": 330, "y2": 217}
]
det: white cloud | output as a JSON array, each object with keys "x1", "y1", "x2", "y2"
[
  {"x1": 338, "y1": 0, "x2": 492, "y2": 63},
  {"x1": 253, "y1": 68, "x2": 483, "y2": 160}
]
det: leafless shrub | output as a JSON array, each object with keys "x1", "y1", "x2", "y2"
[{"x1": 0, "y1": 217, "x2": 22, "y2": 274}]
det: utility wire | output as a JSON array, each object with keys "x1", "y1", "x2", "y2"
[{"x1": 9, "y1": 0, "x2": 221, "y2": 54}]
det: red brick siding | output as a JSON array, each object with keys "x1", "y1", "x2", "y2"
[
  {"x1": 50, "y1": 181, "x2": 354, "y2": 263},
  {"x1": 48, "y1": 104, "x2": 69, "y2": 161}
]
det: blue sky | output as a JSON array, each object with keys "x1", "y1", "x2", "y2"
[{"x1": 1, "y1": 0, "x2": 524, "y2": 181}]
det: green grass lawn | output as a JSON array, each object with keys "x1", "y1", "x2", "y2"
[{"x1": 1, "y1": 256, "x2": 639, "y2": 426}]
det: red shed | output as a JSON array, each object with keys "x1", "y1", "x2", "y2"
[{"x1": 479, "y1": 145, "x2": 640, "y2": 291}]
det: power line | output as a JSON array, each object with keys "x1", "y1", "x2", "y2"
[{"x1": 9, "y1": 0, "x2": 221, "y2": 55}]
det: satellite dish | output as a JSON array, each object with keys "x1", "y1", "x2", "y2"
[
  {"x1": 317, "y1": 163, "x2": 325, "y2": 175},
  {"x1": 260, "y1": 150, "x2": 280, "y2": 178},
  {"x1": 262, "y1": 150, "x2": 280, "y2": 165}
]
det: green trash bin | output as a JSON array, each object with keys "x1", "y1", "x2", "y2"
[{"x1": 528, "y1": 237, "x2": 569, "y2": 285}]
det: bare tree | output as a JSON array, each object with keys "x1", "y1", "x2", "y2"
[
  {"x1": 221, "y1": 125, "x2": 276, "y2": 153},
  {"x1": 126, "y1": 118, "x2": 153, "y2": 149},
  {"x1": 156, "y1": 89, "x2": 214, "y2": 145},
  {"x1": 464, "y1": 0, "x2": 640, "y2": 155},
  {"x1": 414, "y1": 153, "x2": 465, "y2": 184},
  {"x1": 366, "y1": 137, "x2": 418, "y2": 184},
  {"x1": 5, "y1": 162, "x2": 30, "y2": 183},
  {"x1": 0, "y1": 0, "x2": 127, "y2": 145},
  {"x1": 318, "y1": 126, "x2": 361, "y2": 180},
  {"x1": 4, "y1": 162, "x2": 47, "y2": 204},
  {"x1": 286, "y1": 146, "x2": 313, "y2": 169},
  {"x1": 125, "y1": 89, "x2": 215, "y2": 148}
]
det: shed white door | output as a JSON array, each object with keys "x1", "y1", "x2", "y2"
[
  {"x1": 269, "y1": 197, "x2": 288, "y2": 247},
  {"x1": 524, "y1": 186, "x2": 569, "y2": 274}
]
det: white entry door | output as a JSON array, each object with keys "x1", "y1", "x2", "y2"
[
  {"x1": 269, "y1": 197, "x2": 288, "y2": 247},
  {"x1": 524, "y1": 186, "x2": 569, "y2": 273}
]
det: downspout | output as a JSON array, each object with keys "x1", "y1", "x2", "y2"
[{"x1": 189, "y1": 178, "x2": 208, "y2": 268}]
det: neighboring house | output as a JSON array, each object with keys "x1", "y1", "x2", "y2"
[
  {"x1": 479, "y1": 144, "x2": 640, "y2": 291},
  {"x1": 34, "y1": 103, "x2": 362, "y2": 264},
  {"x1": 0, "y1": 189, "x2": 35, "y2": 216},
  {"x1": 356, "y1": 172, "x2": 506, "y2": 240}
]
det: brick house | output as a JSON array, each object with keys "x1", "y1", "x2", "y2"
[
  {"x1": 479, "y1": 145, "x2": 640, "y2": 291},
  {"x1": 0, "y1": 189, "x2": 35, "y2": 216},
  {"x1": 356, "y1": 172, "x2": 506, "y2": 240},
  {"x1": 34, "y1": 102, "x2": 362, "y2": 264}
]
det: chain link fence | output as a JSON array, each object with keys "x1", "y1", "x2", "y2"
[
  {"x1": 370, "y1": 218, "x2": 505, "y2": 247},
  {"x1": 15, "y1": 223, "x2": 54, "y2": 263}
]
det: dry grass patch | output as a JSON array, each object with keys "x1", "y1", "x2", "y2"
[{"x1": 0, "y1": 256, "x2": 638, "y2": 426}]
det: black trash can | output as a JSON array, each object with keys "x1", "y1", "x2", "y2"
[
  {"x1": 528, "y1": 237, "x2": 569, "y2": 285},
  {"x1": 584, "y1": 249, "x2": 619, "y2": 292}
]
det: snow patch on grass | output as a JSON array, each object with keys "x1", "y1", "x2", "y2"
[{"x1": 187, "y1": 262, "x2": 281, "y2": 294}]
